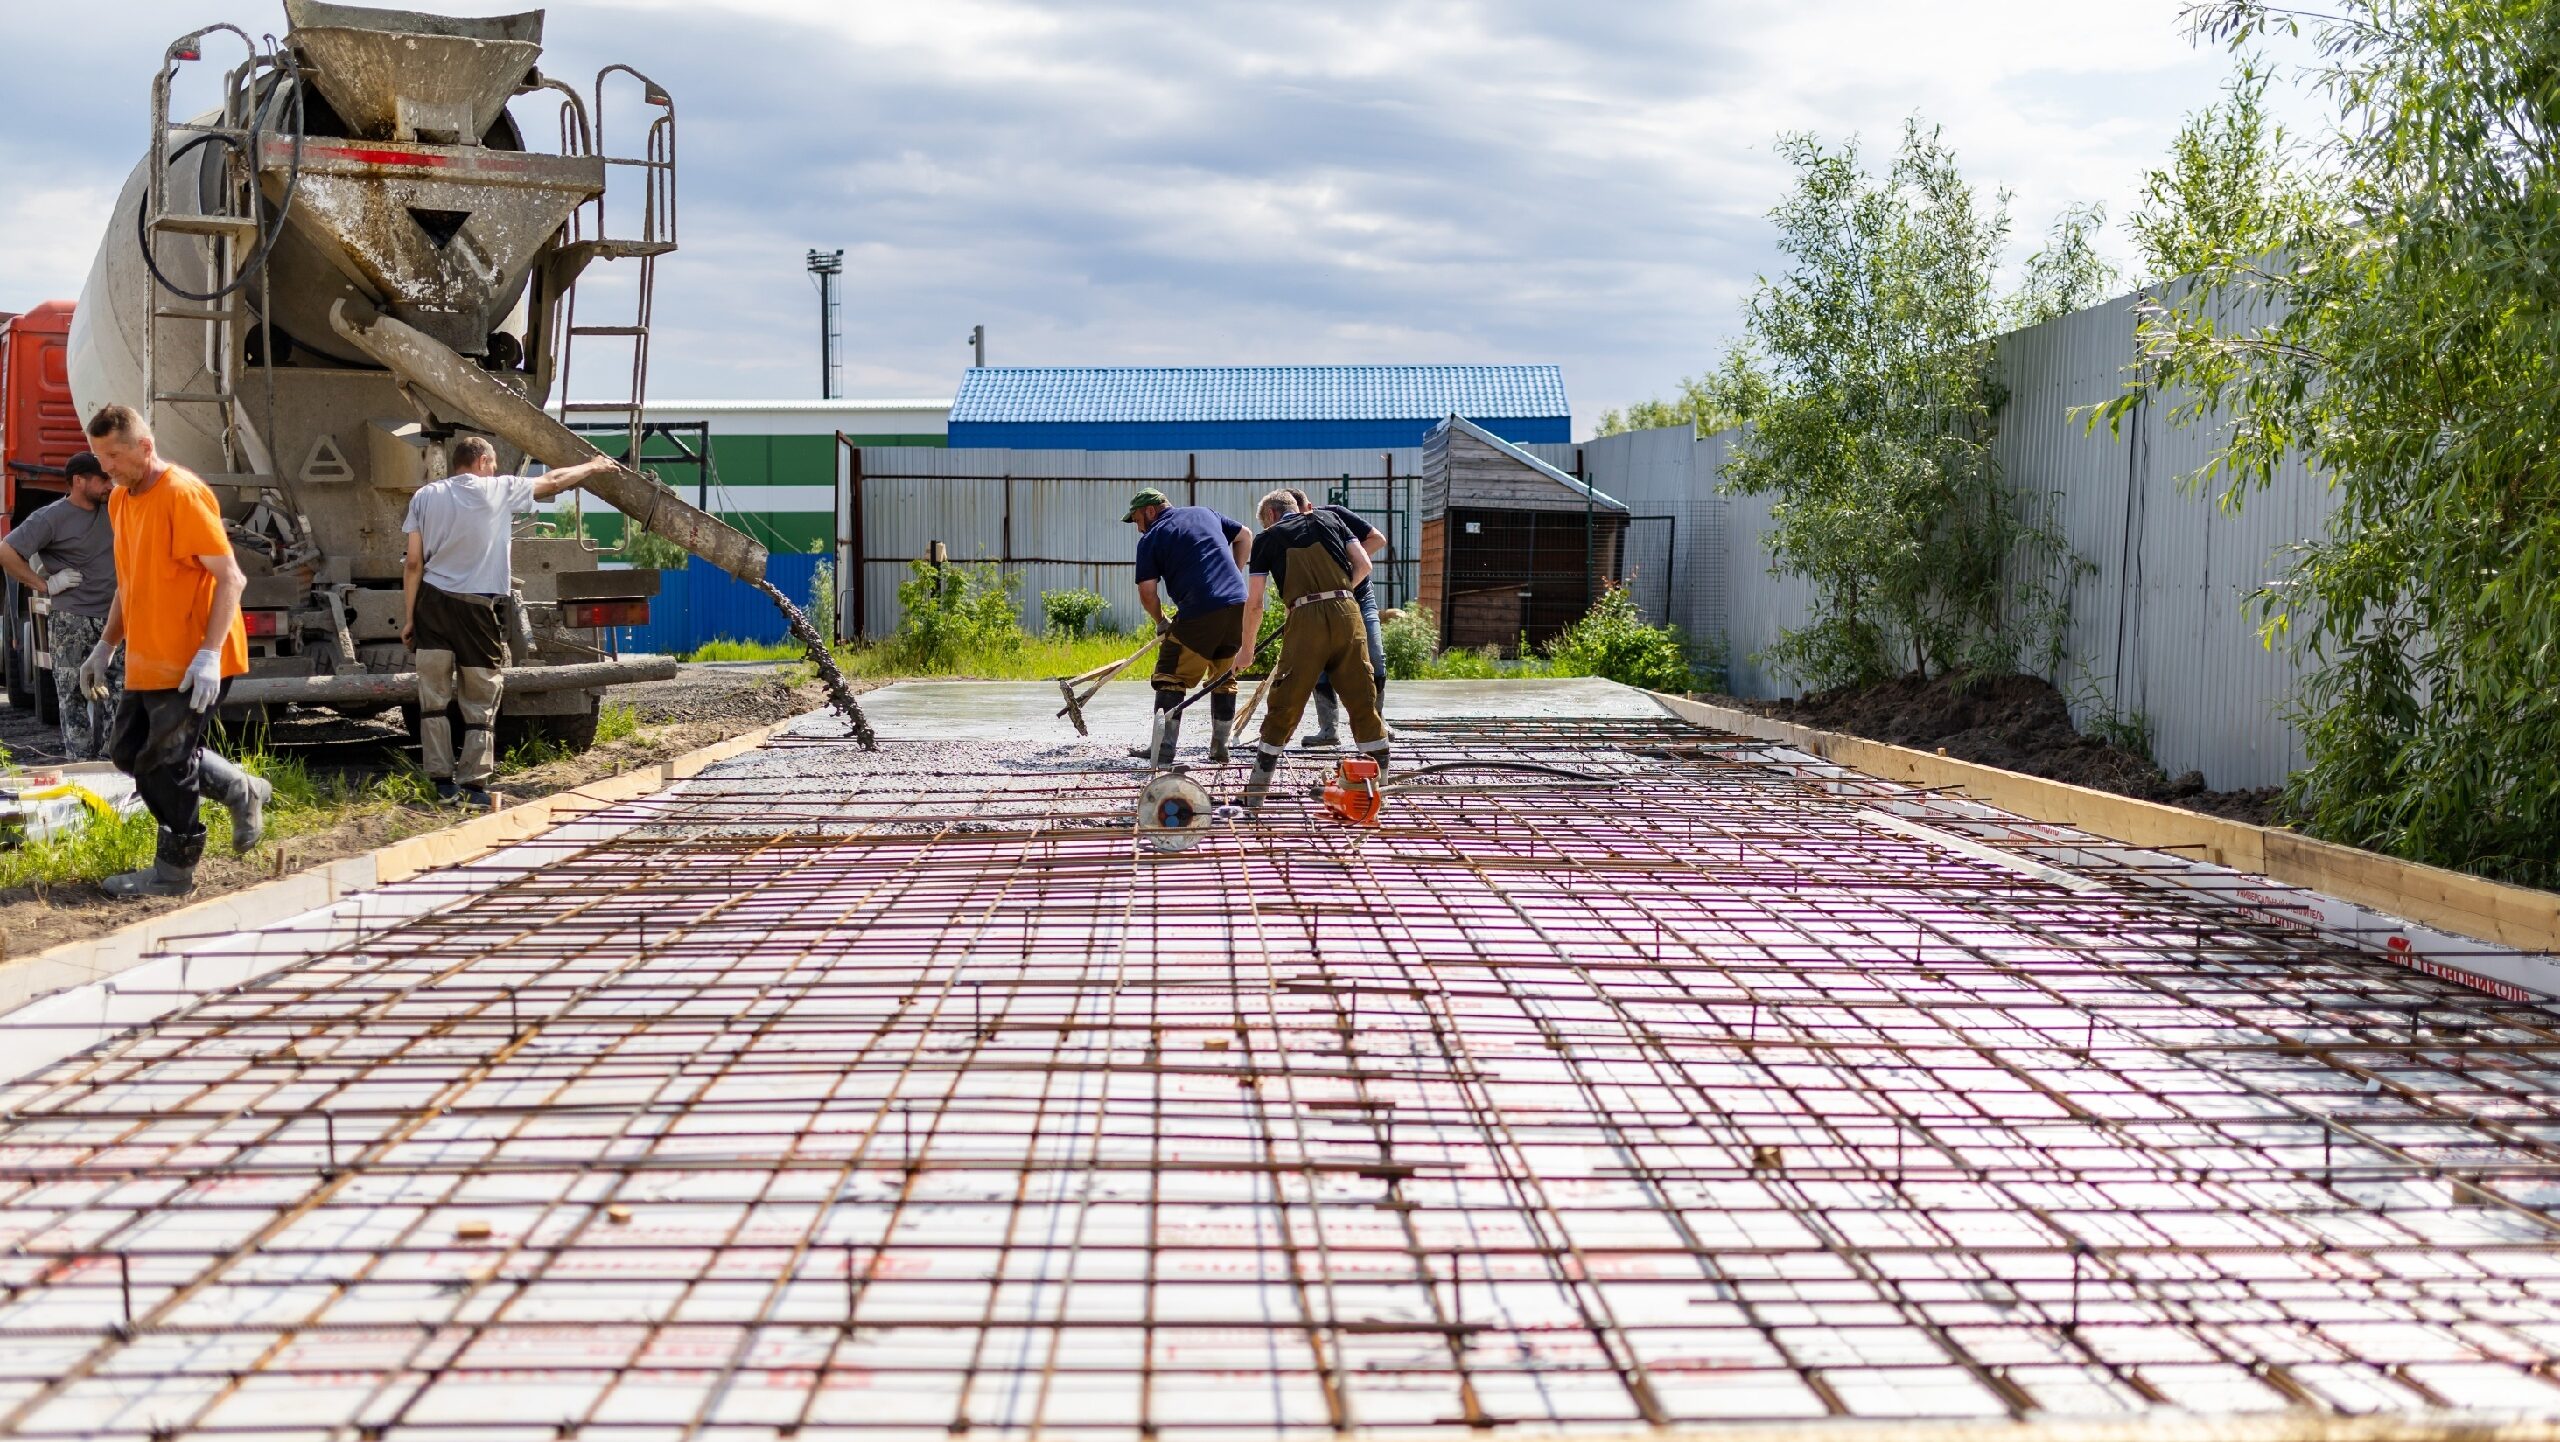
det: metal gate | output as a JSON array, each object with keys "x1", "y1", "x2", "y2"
[{"x1": 1618, "y1": 514, "x2": 1677, "y2": 624}]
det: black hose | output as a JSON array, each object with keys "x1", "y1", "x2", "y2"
[
  {"x1": 136, "y1": 53, "x2": 305, "y2": 305},
  {"x1": 1384, "y1": 760, "x2": 1610, "y2": 788}
]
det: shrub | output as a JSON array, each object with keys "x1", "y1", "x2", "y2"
[
  {"x1": 890, "y1": 558, "x2": 1023, "y2": 671},
  {"x1": 1379, "y1": 609, "x2": 1436, "y2": 680},
  {"x1": 1427, "y1": 645, "x2": 1506, "y2": 680},
  {"x1": 1041, "y1": 588, "x2": 1109, "y2": 637},
  {"x1": 807, "y1": 560, "x2": 837, "y2": 650},
  {"x1": 1251, "y1": 600, "x2": 1286, "y2": 670},
  {"x1": 614, "y1": 526, "x2": 692, "y2": 570},
  {"x1": 1543, "y1": 585, "x2": 1696, "y2": 692}
]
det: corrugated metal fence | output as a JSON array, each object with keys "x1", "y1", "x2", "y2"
[
  {"x1": 1584, "y1": 294, "x2": 2335, "y2": 791},
  {"x1": 620, "y1": 296, "x2": 2329, "y2": 790},
  {"x1": 837, "y1": 443, "x2": 1672, "y2": 646}
]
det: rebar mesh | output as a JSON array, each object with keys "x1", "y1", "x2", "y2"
[{"x1": 0, "y1": 715, "x2": 2552, "y2": 1439}]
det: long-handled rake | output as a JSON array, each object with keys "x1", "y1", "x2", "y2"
[{"x1": 1053, "y1": 636, "x2": 1161, "y2": 736}]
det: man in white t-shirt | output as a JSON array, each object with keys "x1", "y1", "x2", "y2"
[{"x1": 402, "y1": 436, "x2": 612, "y2": 806}]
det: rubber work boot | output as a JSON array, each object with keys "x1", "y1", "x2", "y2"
[
  {"x1": 104, "y1": 859, "x2": 196, "y2": 899},
  {"x1": 1149, "y1": 699, "x2": 1184, "y2": 767},
  {"x1": 1298, "y1": 691, "x2": 1342, "y2": 749},
  {"x1": 1207, "y1": 692, "x2": 1236, "y2": 764},
  {"x1": 1236, "y1": 750, "x2": 1281, "y2": 813},
  {"x1": 227, "y1": 775, "x2": 273, "y2": 854}
]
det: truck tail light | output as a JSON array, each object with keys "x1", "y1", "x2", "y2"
[
  {"x1": 563, "y1": 599, "x2": 650, "y2": 628},
  {"x1": 241, "y1": 610, "x2": 289, "y2": 637}
]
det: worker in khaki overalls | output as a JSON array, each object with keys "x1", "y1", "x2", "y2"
[{"x1": 1234, "y1": 490, "x2": 1388, "y2": 812}]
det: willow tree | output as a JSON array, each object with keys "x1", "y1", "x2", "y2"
[
  {"x1": 1721, "y1": 120, "x2": 2093, "y2": 688},
  {"x1": 2099, "y1": 1, "x2": 2560, "y2": 884}
]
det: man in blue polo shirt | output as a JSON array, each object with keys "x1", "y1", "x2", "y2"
[{"x1": 1127, "y1": 487, "x2": 1253, "y2": 764}]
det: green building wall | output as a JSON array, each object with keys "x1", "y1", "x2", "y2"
[{"x1": 573, "y1": 429, "x2": 943, "y2": 557}]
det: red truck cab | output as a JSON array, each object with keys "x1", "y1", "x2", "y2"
[{"x1": 0, "y1": 300, "x2": 86, "y2": 716}]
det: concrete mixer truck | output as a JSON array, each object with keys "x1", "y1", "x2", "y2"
[{"x1": 58, "y1": 0, "x2": 775, "y2": 753}]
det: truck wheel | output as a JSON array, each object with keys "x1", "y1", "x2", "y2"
[{"x1": 34, "y1": 667, "x2": 58, "y2": 728}]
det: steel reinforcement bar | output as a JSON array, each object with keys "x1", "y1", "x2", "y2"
[{"x1": 0, "y1": 716, "x2": 2551, "y2": 1437}]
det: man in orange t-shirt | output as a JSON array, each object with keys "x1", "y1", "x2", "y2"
[{"x1": 78, "y1": 404, "x2": 266, "y2": 898}]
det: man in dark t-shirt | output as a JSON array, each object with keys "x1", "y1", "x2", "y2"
[
  {"x1": 1234, "y1": 490, "x2": 1387, "y2": 812},
  {"x1": 1127, "y1": 487, "x2": 1254, "y2": 764},
  {"x1": 0, "y1": 452, "x2": 122, "y2": 758},
  {"x1": 1283, "y1": 489, "x2": 1390, "y2": 748}
]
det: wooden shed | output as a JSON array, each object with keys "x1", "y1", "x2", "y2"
[{"x1": 1417, "y1": 415, "x2": 1630, "y2": 653}]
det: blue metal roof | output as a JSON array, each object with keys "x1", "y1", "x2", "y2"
[{"x1": 949, "y1": 365, "x2": 1568, "y2": 425}]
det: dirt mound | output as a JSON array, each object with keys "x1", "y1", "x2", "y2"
[{"x1": 1731, "y1": 673, "x2": 2283, "y2": 827}]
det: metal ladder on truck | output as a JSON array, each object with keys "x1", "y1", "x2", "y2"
[
  {"x1": 550, "y1": 65, "x2": 680, "y2": 481},
  {"x1": 139, "y1": 25, "x2": 318, "y2": 568}
]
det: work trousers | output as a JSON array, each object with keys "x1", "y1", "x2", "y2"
[
  {"x1": 1311, "y1": 586, "x2": 1387, "y2": 707},
  {"x1": 1255, "y1": 598, "x2": 1387, "y2": 761},
  {"x1": 108, "y1": 686, "x2": 252, "y2": 869},
  {"x1": 413, "y1": 582, "x2": 508, "y2": 786},
  {"x1": 417, "y1": 652, "x2": 504, "y2": 785},
  {"x1": 45, "y1": 609, "x2": 119, "y2": 761},
  {"x1": 1151, "y1": 604, "x2": 1244, "y2": 697}
]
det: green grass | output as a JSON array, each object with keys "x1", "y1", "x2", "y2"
[
  {"x1": 682, "y1": 638, "x2": 807, "y2": 663},
  {"x1": 830, "y1": 628, "x2": 1155, "y2": 682},
  {"x1": 0, "y1": 748, "x2": 438, "y2": 891},
  {"x1": 500, "y1": 735, "x2": 575, "y2": 774}
]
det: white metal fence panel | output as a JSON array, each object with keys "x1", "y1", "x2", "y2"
[
  {"x1": 1676, "y1": 296, "x2": 2337, "y2": 789},
  {"x1": 847, "y1": 447, "x2": 1431, "y2": 641},
  {"x1": 840, "y1": 314, "x2": 2338, "y2": 791}
]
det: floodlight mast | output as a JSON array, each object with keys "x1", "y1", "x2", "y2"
[{"x1": 807, "y1": 247, "x2": 845, "y2": 399}]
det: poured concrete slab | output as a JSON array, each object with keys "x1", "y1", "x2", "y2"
[
  {"x1": 846, "y1": 675, "x2": 1673, "y2": 742},
  {"x1": 0, "y1": 676, "x2": 2555, "y2": 1436}
]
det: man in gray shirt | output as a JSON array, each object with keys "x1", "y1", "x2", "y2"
[
  {"x1": 0, "y1": 452, "x2": 120, "y2": 758},
  {"x1": 401, "y1": 436, "x2": 610, "y2": 806}
]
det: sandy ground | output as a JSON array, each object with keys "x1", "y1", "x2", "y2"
[{"x1": 0, "y1": 663, "x2": 831, "y2": 960}]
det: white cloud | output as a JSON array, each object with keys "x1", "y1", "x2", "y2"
[{"x1": 0, "y1": 0, "x2": 2329, "y2": 434}]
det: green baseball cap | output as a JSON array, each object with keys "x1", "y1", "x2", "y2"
[{"x1": 1123, "y1": 487, "x2": 1170, "y2": 521}]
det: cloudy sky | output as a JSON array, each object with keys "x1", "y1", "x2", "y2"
[{"x1": 0, "y1": 1, "x2": 2319, "y2": 434}]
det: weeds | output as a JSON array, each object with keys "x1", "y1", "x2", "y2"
[
  {"x1": 683, "y1": 638, "x2": 804, "y2": 663},
  {"x1": 596, "y1": 702, "x2": 642, "y2": 744},
  {"x1": 2069, "y1": 680, "x2": 2156, "y2": 760},
  {"x1": 500, "y1": 734, "x2": 574, "y2": 773}
]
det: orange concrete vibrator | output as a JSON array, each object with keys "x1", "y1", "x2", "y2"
[{"x1": 1316, "y1": 756, "x2": 1385, "y2": 826}]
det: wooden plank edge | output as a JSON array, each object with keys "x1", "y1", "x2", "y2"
[
  {"x1": 0, "y1": 719, "x2": 789, "y2": 1013},
  {"x1": 1653, "y1": 693, "x2": 2560, "y2": 957}
]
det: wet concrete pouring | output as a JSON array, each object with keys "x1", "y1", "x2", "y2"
[{"x1": 0, "y1": 679, "x2": 2554, "y2": 1438}]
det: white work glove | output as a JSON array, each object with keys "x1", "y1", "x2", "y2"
[
  {"x1": 181, "y1": 648, "x2": 223, "y2": 711},
  {"x1": 78, "y1": 643, "x2": 117, "y2": 702},
  {"x1": 43, "y1": 568, "x2": 82, "y2": 596}
]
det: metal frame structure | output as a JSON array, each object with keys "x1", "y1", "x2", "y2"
[{"x1": 0, "y1": 710, "x2": 2553, "y2": 1436}]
